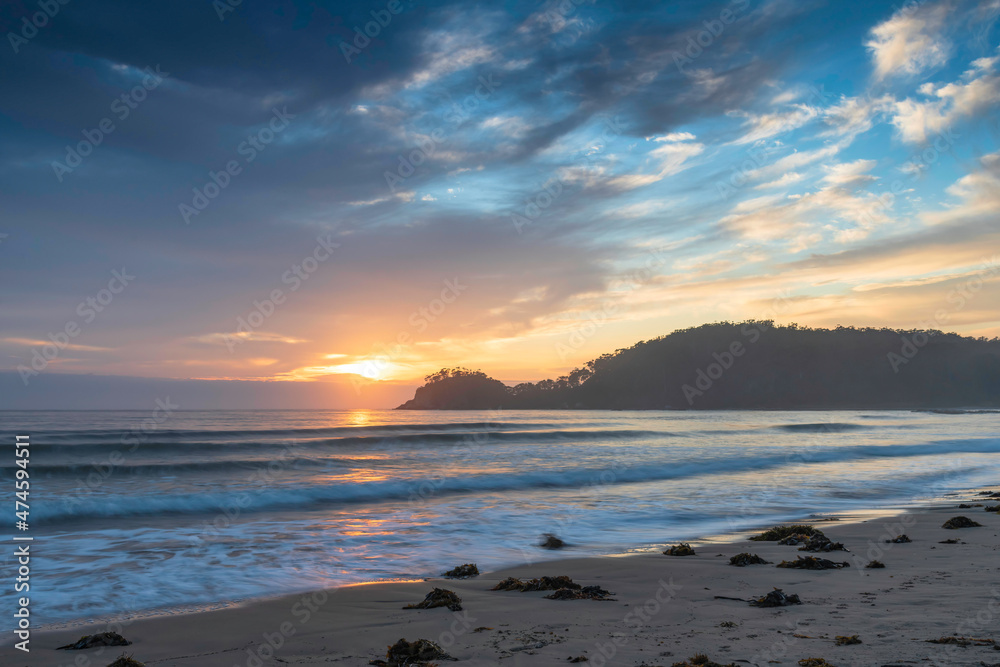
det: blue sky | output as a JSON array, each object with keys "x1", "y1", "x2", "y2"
[{"x1": 1, "y1": 0, "x2": 999, "y2": 407}]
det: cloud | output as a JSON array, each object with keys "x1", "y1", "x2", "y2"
[
  {"x1": 866, "y1": 3, "x2": 950, "y2": 79},
  {"x1": 891, "y1": 57, "x2": 1000, "y2": 143},
  {"x1": 822, "y1": 159, "x2": 879, "y2": 187}
]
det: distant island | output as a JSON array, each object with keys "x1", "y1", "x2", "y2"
[{"x1": 396, "y1": 321, "x2": 1000, "y2": 410}]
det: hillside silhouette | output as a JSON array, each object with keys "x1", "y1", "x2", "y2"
[{"x1": 396, "y1": 321, "x2": 1000, "y2": 410}]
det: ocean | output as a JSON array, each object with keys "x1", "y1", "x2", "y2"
[{"x1": 1, "y1": 409, "x2": 998, "y2": 629}]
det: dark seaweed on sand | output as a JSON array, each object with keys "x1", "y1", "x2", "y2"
[
  {"x1": 985, "y1": 505, "x2": 1000, "y2": 512},
  {"x1": 938, "y1": 538, "x2": 961, "y2": 544},
  {"x1": 777, "y1": 556, "x2": 850, "y2": 570},
  {"x1": 545, "y1": 585, "x2": 615, "y2": 601},
  {"x1": 835, "y1": 635, "x2": 862, "y2": 645},
  {"x1": 749, "y1": 525, "x2": 824, "y2": 542},
  {"x1": 942, "y1": 516, "x2": 982, "y2": 529},
  {"x1": 671, "y1": 654, "x2": 738, "y2": 667},
  {"x1": 798, "y1": 535, "x2": 849, "y2": 552},
  {"x1": 58, "y1": 632, "x2": 131, "y2": 650},
  {"x1": 926, "y1": 636, "x2": 996, "y2": 647},
  {"x1": 884, "y1": 534, "x2": 912, "y2": 543},
  {"x1": 370, "y1": 638, "x2": 457, "y2": 666},
  {"x1": 865, "y1": 560, "x2": 886, "y2": 568},
  {"x1": 749, "y1": 588, "x2": 802, "y2": 607},
  {"x1": 664, "y1": 543, "x2": 696, "y2": 556},
  {"x1": 491, "y1": 575, "x2": 581, "y2": 592},
  {"x1": 403, "y1": 588, "x2": 463, "y2": 611},
  {"x1": 798, "y1": 660, "x2": 836, "y2": 667},
  {"x1": 442, "y1": 563, "x2": 479, "y2": 578},
  {"x1": 107, "y1": 654, "x2": 144, "y2": 667},
  {"x1": 729, "y1": 553, "x2": 771, "y2": 566}
]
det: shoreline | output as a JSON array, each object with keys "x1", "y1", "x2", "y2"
[{"x1": 9, "y1": 486, "x2": 1000, "y2": 666}]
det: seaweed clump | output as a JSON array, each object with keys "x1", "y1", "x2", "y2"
[
  {"x1": 798, "y1": 660, "x2": 836, "y2": 667},
  {"x1": 403, "y1": 588, "x2": 463, "y2": 611},
  {"x1": 938, "y1": 538, "x2": 960, "y2": 544},
  {"x1": 729, "y1": 553, "x2": 771, "y2": 566},
  {"x1": 835, "y1": 635, "x2": 862, "y2": 645},
  {"x1": 58, "y1": 633, "x2": 132, "y2": 650},
  {"x1": 884, "y1": 534, "x2": 911, "y2": 543},
  {"x1": 942, "y1": 516, "x2": 982, "y2": 529},
  {"x1": 749, "y1": 588, "x2": 802, "y2": 607},
  {"x1": 865, "y1": 560, "x2": 886, "y2": 569},
  {"x1": 671, "y1": 655, "x2": 737, "y2": 667},
  {"x1": 545, "y1": 585, "x2": 615, "y2": 601},
  {"x1": 664, "y1": 543, "x2": 696, "y2": 556},
  {"x1": 798, "y1": 535, "x2": 849, "y2": 552},
  {"x1": 777, "y1": 556, "x2": 849, "y2": 570},
  {"x1": 749, "y1": 525, "x2": 824, "y2": 542},
  {"x1": 442, "y1": 563, "x2": 479, "y2": 579},
  {"x1": 492, "y1": 576, "x2": 581, "y2": 592},
  {"x1": 370, "y1": 638, "x2": 456, "y2": 666},
  {"x1": 540, "y1": 534, "x2": 566, "y2": 549},
  {"x1": 926, "y1": 636, "x2": 996, "y2": 647},
  {"x1": 107, "y1": 655, "x2": 144, "y2": 667},
  {"x1": 985, "y1": 505, "x2": 1000, "y2": 513}
]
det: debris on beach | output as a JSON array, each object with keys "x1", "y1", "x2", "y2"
[
  {"x1": 568, "y1": 656, "x2": 589, "y2": 662},
  {"x1": 58, "y1": 632, "x2": 132, "y2": 650},
  {"x1": 798, "y1": 535, "x2": 849, "y2": 552},
  {"x1": 798, "y1": 660, "x2": 836, "y2": 667},
  {"x1": 938, "y1": 538, "x2": 961, "y2": 544},
  {"x1": 442, "y1": 563, "x2": 479, "y2": 578},
  {"x1": 977, "y1": 491, "x2": 1000, "y2": 497},
  {"x1": 776, "y1": 556, "x2": 850, "y2": 570},
  {"x1": 106, "y1": 654, "x2": 144, "y2": 667},
  {"x1": 540, "y1": 533, "x2": 567, "y2": 549},
  {"x1": 545, "y1": 585, "x2": 616, "y2": 601},
  {"x1": 865, "y1": 560, "x2": 886, "y2": 569},
  {"x1": 926, "y1": 636, "x2": 996, "y2": 647},
  {"x1": 664, "y1": 543, "x2": 696, "y2": 556},
  {"x1": 719, "y1": 621, "x2": 737, "y2": 628},
  {"x1": 942, "y1": 516, "x2": 983, "y2": 529},
  {"x1": 370, "y1": 638, "x2": 457, "y2": 666},
  {"x1": 835, "y1": 635, "x2": 862, "y2": 645},
  {"x1": 748, "y1": 588, "x2": 802, "y2": 607},
  {"x1": 958, "y1": 503, "x2": 983, "y2": 508},
  {"x1": 729, "y1": 553, "x2": 771, "y2": 566},
  {"x1": 670, "y1": 654, "x2": 738, "y2": 667},
  {"x1": 985, "y1": 505, "x2": 1000, "y2": 513},
  {"x1": 403, "y1": 588, "x2": 463, "y2": 611},
  {"x1": 750, "y1": 525, "x2": 824, "y2": 542},
  {"x1": 884, "y1": 534, "x2": 912, "y2": 543},
  {"x1": 492, "y1": 575, "x2": 581, "y2": 592}
]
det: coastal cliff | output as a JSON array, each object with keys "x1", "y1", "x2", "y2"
[{"x1": 396, "y1": 321, "x2": 1000, "y2": 410}]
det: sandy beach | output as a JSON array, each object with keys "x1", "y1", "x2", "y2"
[{"x1": 9, "y1": 491, "x2": 999, "y2": 667}]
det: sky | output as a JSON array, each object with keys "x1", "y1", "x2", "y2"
[{"x1": 2, "y1": 0, "x2": 1000, "y2": 408}]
